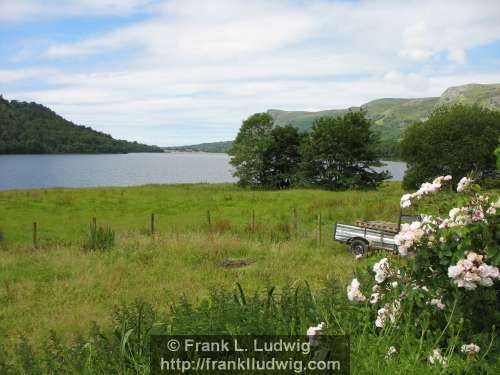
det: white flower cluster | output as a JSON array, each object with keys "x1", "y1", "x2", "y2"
[
  {"x1": 400, "y1": 175, "x2": 451, "y2": 208},
  {"x1": 457, "y1": 176, "x2": 473, "y2": 192},
  {"x1": 460, "y1": 343, "x2": 480, "y2": 354},
  {"x1": 385, "y1": 346, "x2": 397, "y2": 359},
  {"x1": 428, "y1": 348, "x2": 448, "y2": 367},
  {"x1": 375, "y1": 300, "x2": 400, "y2": 328},
  {"x1": 370, "y1": 284, "x2": 381, "y2": 304},
  {"x1": 448, "y1": 252, "x2": 500, "y2": 290},
  {"x1": 306, "y1": 322, "x2": 325, "y2": 345},
  {"x1": 347, "y1": 278, "x2": 366, "y2": 302},
  {"x1": 373, "y1": 258, "x2": 391, "y2": 283},
  {"x1": 429, "y1": 298, "x2": 446, "y2": 310},
  {"x1": 394, "y1": 221, "x2": 424, "y2": 256},
  {"x1": 486, "y1": 197, "x2": 500, "y2": 215}
]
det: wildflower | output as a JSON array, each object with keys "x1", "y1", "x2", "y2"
[
  {"x1": 394, "y1": 221, "x2": 424, "y2": 256},
  {"x1": 347, "y1": 278, "x2": 366, "y2": 302},
  {"x1": 429, "y1": 298, "x2": 445, "y2": 310},
  {"x1": 460, "y1": 343, "x2": 480, "y2": 354},
  {"x1": 448, "y1": 252, "x2": 499, "y2": 290},
  {"x1": 375, "y1": 307, "x2": 387, "y2": 328},
  {"x1": 307, "y1": 322, "x2": 325, "y2": 345},
  {"x1": 399, "y1": 176, "x2": 451, "y2": 208},
  {"x1": 400, "y1": 193, "x2": 412, "y2": 208},
  {"x1": 373, "y1": 258, "x2": 391, "y2": 283},
  {"x1": 457, "y1": 177, "x2": 473, "y2": 192},
  {"x1": 391, "y1": 281, "x2": 398, "y2": 288},
  {"x1": 370, "y1": 285, "x2": 381, "y2": 304},
  {"x1": 428, "y1": 348, "x2": 448, "y2": 367},
  {"x1": 386, "y1": 346, "x2": 397, "y2": 359},
  {"x1": 375, "y1": 300, "x2": 400, "y2": 328}
]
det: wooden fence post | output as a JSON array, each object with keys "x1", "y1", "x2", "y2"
[
  {"x1": 317, "y1": 214, "x2": 322, "y2": 246},
  {"x1": 150, "y1": 213, "x2": 155, "y2": 235},
  {"x1": 207, "y1": 210, "x2": 212, "y2": 230},
  {"x1": 33, "y1": 222, "x2": 37, "y2": 248}
]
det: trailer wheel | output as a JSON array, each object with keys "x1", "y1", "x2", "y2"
[{"x1": 350, "y1": 239, "x2": 368, "y2": 255}]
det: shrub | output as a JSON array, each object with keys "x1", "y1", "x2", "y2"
[
  {"x1": 84, "y1": 223, "x2": 115, "y2": 251},
  {"x1": 401, "y1": 104, "x2": 500, "y2": 189},
  {"x1": 343, "y1": 174, "x2": 499, "y2": 366}
]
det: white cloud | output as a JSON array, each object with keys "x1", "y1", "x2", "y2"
[
  {"x1": 0, "y1": 0, "x2": 156, "y2": 21},
  {"x1": 2, "y1": 0, "x2": 500, "y2": 145}
]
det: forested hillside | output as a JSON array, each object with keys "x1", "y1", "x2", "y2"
[
  {"x1": 164, "y1": 141, "x2": 232, "y2": 153},
  {"x1": 0, "y1": 97, "x2": 162, "y2": 154}
]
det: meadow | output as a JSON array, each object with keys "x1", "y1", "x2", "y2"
[
  {"x1": 0, "y1": 183, "x2": 401, "y2": 342},
  {"x1": 0, "y1": 182, "x2": 497, "y2": 374}
]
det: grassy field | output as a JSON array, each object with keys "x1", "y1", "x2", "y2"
[
  {"x1": 0, "y1": 183, "x2": 403, "y2": 346},
  {"x1": 1, "y1": 182, "x2": 498, "y2": 374}
]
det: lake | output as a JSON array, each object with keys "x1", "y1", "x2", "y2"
[{"x1": 0, "y1": 153, "x2": 406, "y2": 190}]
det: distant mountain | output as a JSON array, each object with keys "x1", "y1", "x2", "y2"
[
  {"x1": 175, "y1": 83, "x2": 500, "y2": 158},
  {"x1": 164, "y1": 141, "x2": 232, "y2": 153},
  {"x1": 269, "y1": 83, "x2": 500, "y2": 143},
  {"x1": 0, "y1": 96, "x2": 162, "y2": 154}
]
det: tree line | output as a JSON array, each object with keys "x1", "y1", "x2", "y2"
[
  {"x1": 0, "y1": 96, "x2": 163, "y2": 154},
  {"x1": 229, "y1": 111, "x2": 390, "y2": 190},
  {"x1": 230, "y1": 104, "x2": 500, "y2": 190}
]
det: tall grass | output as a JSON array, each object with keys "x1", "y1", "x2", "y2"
[
  {"x1": 0, "y1": 282, "x2": 496, "y2": 374},
  {"x1": 83, "y1": 223, "x2": 115, "y2": 251}
]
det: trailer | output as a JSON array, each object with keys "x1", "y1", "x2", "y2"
[{"x1": 334, "y1": 214, "x2": 419, "y2": 255}]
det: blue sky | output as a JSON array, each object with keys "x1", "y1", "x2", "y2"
[{"x1": 1, "y1": 0, "x2": 500, "y2": 146}]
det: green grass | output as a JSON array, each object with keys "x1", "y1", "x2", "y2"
[
  {"x1": 1, "y1": 182, "x2": 498, "y2": 374},
  {"x1": 0, "y1": 183, "x2": 402, "y2": 346}
]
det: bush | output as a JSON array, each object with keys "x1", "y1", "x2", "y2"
[
  {"x1": 84, "y1": 223, "x2": 115, "y2": 251},
  {"x1": 401, "y1": 104, "x2": 500, "y2": 189},
  {"x1": 344, "y1": 174, "x2": 499, "y2": 368}
]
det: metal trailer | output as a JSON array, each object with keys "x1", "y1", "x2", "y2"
[{"x1": 333, "y1": 214, "x2": 420, "y2": 255}]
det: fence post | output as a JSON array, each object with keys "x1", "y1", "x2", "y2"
[
  {"x1": 151, "y1": 213, "x2": 155, "y2": 235},
  {"x1": 317, "y1": 214, "x2": 322, "y2": 246},
  {"x1": 291, "y1": 208, "x2": 297, "y2": 235},
  {"x1": 207, "y1": 210, "x2": 212, "y2": 231},
  {"x1": 33, "y1": 222, "x2": 37, "y2": 248}
]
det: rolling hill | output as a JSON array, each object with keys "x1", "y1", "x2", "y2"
[
  {"x1": 0, "y1": 96, "x2": 163, "y2": 154},
  {"x1": 178, "y1": 83, "x2": 500, "y2": 158}
]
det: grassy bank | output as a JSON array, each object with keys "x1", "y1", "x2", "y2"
[{"x1": 0, "y1": 183, "x2": 402, "y2": 345}]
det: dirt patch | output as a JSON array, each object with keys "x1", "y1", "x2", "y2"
[{"x1": 221, "y1": 258, "x2": 256, "y2": 268}]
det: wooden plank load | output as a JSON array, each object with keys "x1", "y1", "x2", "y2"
[{"x1": 355, "y1": 220, "x2": 399, "y2": 233}]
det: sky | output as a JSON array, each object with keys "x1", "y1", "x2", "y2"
[{"x1": 1, "y1": 0, "x2": 500, "y2": 146}]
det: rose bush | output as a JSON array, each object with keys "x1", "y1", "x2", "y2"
[{"x1": 307, "y1": 175, "x2": 499, "y2": 368}]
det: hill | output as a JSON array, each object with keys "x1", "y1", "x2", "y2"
[
  {"x1": 177, "y1": 83, "x2": 499, "y2": 159},
  {"x1": 268, "y1": 83, "x2": 500, "y2": 156},
  {"x1": 163, "y1": 141, "x2": 232, "y2": 153},
  {"x1": 0, "y1": 96, "x2": 162, "y2": 154}
]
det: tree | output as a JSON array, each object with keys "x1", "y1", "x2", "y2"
[
  {"x1": 229, "y1": 114, "x2": 302, "y2": 188},
  {"x1": 229, "y1": 113, "x2": 274, "y2": 187},
  {"x1": 401, "y1": 104, "x2": 500, "y2": 189},
  {"x1": 298, "y1": 111, "x2": 389, "y2": 189},
  {"x1": 262, "y1": 125, "x2": 302, "y2": 189}
]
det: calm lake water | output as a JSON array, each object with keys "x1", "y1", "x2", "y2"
[{"x1": 0, "y1": 153, "x2": 406, "y2": 190}]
